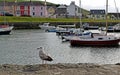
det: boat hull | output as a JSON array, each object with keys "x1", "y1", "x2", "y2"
[
  {"x1": 0, "y1": 30, "x2": 11, "y2": 35},
  {"x1": 84, "y1": 27, "x2": 99, "y2": 30},
  {"x1": 107, "y1": 30, "x2": 120, "y2": 32},
  {"x1": 70, "y1": 39, "x2": 120, "y2": 46}
]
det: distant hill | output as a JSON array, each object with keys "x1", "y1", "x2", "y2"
[{"x1": 0, "y1": 0, "x2": 58, "y2": 6}]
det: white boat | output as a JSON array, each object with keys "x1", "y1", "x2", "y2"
[
  {"x1": 61, "y1": 31, "x2": 91, "y2": 41},
  {"x1": 57, "y1": 24, "x2": 76, "y2": 28},
  {"x1": 0, "y1": 25, "x2": 14, "y2": 35},
  {"x1": 62, "y1": 29, "x2": 102, "y2": 41},
  {"x1": 70, "y1": 0, "x2": 120, "y2": 47},
  {"x1": 83, "y1": 23, "x2": 99, "y2": 30},
  {"x1": 0, "y1": 0, "x2": 14, "y2": 35},
  {"x1": 100, "y1": 23, "x2": 120, "y2": 32},
  {"x1": 39, "y1": 23, "x2": 56, "y2": 30}
]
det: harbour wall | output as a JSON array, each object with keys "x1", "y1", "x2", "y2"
[{"x1": 0, "y1": 22, "x2": 118, "y2": 29}]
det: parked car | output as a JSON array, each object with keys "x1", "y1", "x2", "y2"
[
  {"x1": 5, "y1": 12, "x2": 13, "y2": 16},
  {"x1": 0, "y1": 12, "x2": 13, "y2": 16}
]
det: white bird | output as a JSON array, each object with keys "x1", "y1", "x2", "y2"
[{"x1": 37, "y1": 47, "x2": 53, "y2": 64}]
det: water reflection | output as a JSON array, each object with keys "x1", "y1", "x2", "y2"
[{"x1": 89, "y1": 47, "x2": 120, "y2": 64}]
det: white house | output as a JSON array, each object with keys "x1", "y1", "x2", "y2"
[{"x1": 67, "y1": 1, "x2": 81, "y2": 18}]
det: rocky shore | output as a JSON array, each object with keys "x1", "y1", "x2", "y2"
[{"x1": 0, "y1": 63, "x2": 120, "y2": 75}]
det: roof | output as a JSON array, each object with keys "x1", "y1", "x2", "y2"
[
  {"x1": 57, "y1": 5, "x2": 67, "y2": 8},
  {"x1": 90, "y1": 9, "x2": 105, "y2": 15}
]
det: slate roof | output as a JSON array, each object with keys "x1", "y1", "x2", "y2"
[
  {"x1": 57, "y1": 5, "x2": 67, "y2": 8},
  {"x1": 90, "y1": 9, "x2": 105, "y2": 15}
]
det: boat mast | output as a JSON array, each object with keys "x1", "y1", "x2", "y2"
[
  {"x1": 114, "y1": 0, "x2": 119, "y2": 19},
  {"x1": 3, "y1": 0, "x2": 6, "y2": 25},
  {"x1": 79, "y1": 0, "x2": 82, "y2": 31},
  {"x1": 14, "y1": 0, "x2": 17, "y2": 16},
  {"x1": 44, "y1": 0, "x2": 47, "y2": 17},
  {"x1": 105, "y1": 0, "x2": 108, "y2": 35}
]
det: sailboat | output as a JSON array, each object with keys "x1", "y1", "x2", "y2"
[
  {"x1": 70, "y1": 0, "x2": 120, "y2": 46},
  {"x1": 0, "y1": 0, "x2": 14, "y2": 35}
]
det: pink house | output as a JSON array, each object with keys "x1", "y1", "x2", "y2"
[
  {"x1": 30, "y1": 5, "x2": 45, "y2": 17},
  {"x1": 15, "y1": 1, "x2": 47, "y2": 17}
]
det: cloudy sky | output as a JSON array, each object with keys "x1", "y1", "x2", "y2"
[{"x1": 40, "y1": 0, "x2": 120, "y2": 12}]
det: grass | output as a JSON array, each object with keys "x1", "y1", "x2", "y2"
[{"x1": 0, "y1": 16, "x2": 120, "y2": 23}]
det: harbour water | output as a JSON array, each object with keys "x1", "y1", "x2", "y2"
[{"x1": 0, "y1": 29, "x2": 120, "y2": 65}]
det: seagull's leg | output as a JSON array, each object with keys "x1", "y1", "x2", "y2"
[
  {"x1": 45, "y1": 61, "x2": 47, "y2": 69},
  {"x1": 45, "y1": 61, "x2": 49, "y2": 75},
  {"x1": 42, "y1": 60, "x2": 44, "y2": 64}
]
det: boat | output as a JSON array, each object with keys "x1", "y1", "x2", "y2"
[
  {"x1": 83, "y1": 23, "x2": 99, "y2": 30},
  {"x1": 39, "y1": 23, "x2": 56, "y2": 31},
  {"x1": 57, "y1": 24, "x2": 76, "y2": 28},
  {"x1": 56, "y1": 25, "x2": 75, "y2": 36},
  {"x1": 70, "y1": 34, "x2": 120, "y2": 46},
  {"x1": 112, "y1": 23, "x2": 120, "y2": 32},
  {"x1": 0, "y1": 25, "x2": 14, "y2": 35},
  {"x1": 0, "y1": 0, "x2": 14, "y2": 35},
  {"x1": 62, "y1": 31, "x2": 92, "y2": 41},
  {"x1": 100, "y1": 23, "x2": 120, "y2": 32},
  {"x1": 70, "y1": 0, "x2": 120, "y2": 47}
]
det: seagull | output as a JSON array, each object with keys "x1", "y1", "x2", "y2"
[{"x1": 37, "y1": 47, "x2": 53, "y2": 64}]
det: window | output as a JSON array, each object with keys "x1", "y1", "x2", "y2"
[
  {"x1": 33, "y1": 12, "x2": 35, "y2": 15},
  {"x1": 41, "y1": 7, "x2": 43, "y2": 10},
  {"x1": 33, "y1": 7, "x2": 35, "y2": 10},
  {"x1": 16, "y1": 11, "x2": 20, "y2": 14},
  {"x1": 40, "y1": 12, "x2": 42, "y2": 16}
]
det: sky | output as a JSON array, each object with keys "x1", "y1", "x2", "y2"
[{"x1": 40, "y1": 0, "x2": 120, "y2": 12}]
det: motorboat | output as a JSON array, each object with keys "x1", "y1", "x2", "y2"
[
  {"x1": 39, "y1": 23, "x2": 56, "y2": 31},
  {"x1": 83, "y1": 23, "x2": 99, "y2": 30},
  {"x1": 0, "y1": 25, "x2": 14, "y2": 35},
  {"x1": 100, "y1": 23, "x2": 120, "y2": 32}
]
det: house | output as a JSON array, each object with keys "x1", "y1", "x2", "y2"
[
  {"x1": 56, "y1": 5, "x2": 67, "y2": 18},
  {"x1": 16, "y1": 1, "x2": 56, "y2": 17},
  {"x1": 15, "y1": 2, "x2": 31, "y2": 16},
  {"x1": 47, "y1": 6, "x2": 56, "y2": 18},
  {"x1": 67, "y1": 1, "x2": 78, "y2": 18},
  {"x1": 108, "y1": 13, "x2": 120, "y2": 20},
  {"x1": 0, "y1": 2, "x2": 14, "y2": 16},
  {"x1": 89, "y1": 9, "x2": 106, "y2": 19},
  {"x1": 67, "y1": 1, "x2": 89, "y2": 18}
]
